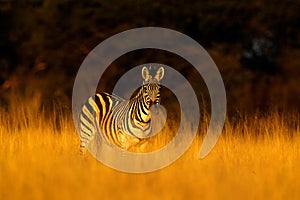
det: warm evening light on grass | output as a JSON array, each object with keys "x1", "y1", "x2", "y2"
[
  {"x1": 1, "y1": 1, "x2": 299, "y2": 199},
  {"x1": 1, "y1": 100, "x2": 299, "y2": 199}
]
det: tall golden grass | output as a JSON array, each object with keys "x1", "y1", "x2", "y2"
[{"x1": 0, "y1": 96, "x2": 299, "y2": 200}]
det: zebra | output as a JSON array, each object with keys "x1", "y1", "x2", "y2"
[{"x1": 79, "y1": 66, "x2": 165, "y2": 154}]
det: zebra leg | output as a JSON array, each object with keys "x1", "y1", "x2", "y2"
[
  {"x1": 79, "y1": 121, "x2": 97, "y2": 155},
  {"x1": 79, "y1": 123, "x2": 93, "y2": 155},
  {"x1": 79, "y1": 101, "x2": 99, "y2": 155}
]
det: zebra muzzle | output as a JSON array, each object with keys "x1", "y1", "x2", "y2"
[{"x1": 149, "y1": 101, "x2": 159, "y2": 114}]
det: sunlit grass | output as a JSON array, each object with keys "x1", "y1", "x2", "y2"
[{"x1": 0, "y1": 99, "x2": 299, "y2": 200}]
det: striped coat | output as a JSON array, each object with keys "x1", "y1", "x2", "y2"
[{"x1": 79, "y1": 66, "x2": 164, "y2": 153}]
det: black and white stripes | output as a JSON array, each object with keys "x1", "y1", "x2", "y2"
[{"x1": 79, "y1": 66, "x2": 164, "y2": 153}]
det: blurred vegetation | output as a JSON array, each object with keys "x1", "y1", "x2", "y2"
[{"x1": 0, "y1": 0, "x2": 299, "y2": 115}]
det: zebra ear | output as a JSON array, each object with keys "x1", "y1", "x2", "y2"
[
  {"x1": 154, "y1": 67, "x2": 164, "y2": 82},
  {"x1": 142, "y1": 66, "x2": 150, "y2": 81}
]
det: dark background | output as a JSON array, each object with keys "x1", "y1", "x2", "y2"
[{"x1": 0, "y1": 0, "x2": 299, "y2": 115}]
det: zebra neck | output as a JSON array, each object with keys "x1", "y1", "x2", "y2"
[{"x1": 133, "y1": 89, "x2": 151, "y2": 124}]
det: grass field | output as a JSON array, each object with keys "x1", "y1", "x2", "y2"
[{"x1": 0, "y1": 100, "x2": 299, "y2": 200}]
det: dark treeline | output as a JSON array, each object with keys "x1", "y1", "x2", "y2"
[{"x1": 0, "y1": 0, "x2": 299, "y2": 115}]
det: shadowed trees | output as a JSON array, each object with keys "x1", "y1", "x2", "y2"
[{"x1": 0, "y1": 0, "x2": 299, "y2": 113}]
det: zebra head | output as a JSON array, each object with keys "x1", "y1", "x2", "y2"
[{"x1": 141, "y1": 66, "x2": 164, "y2": 107}]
